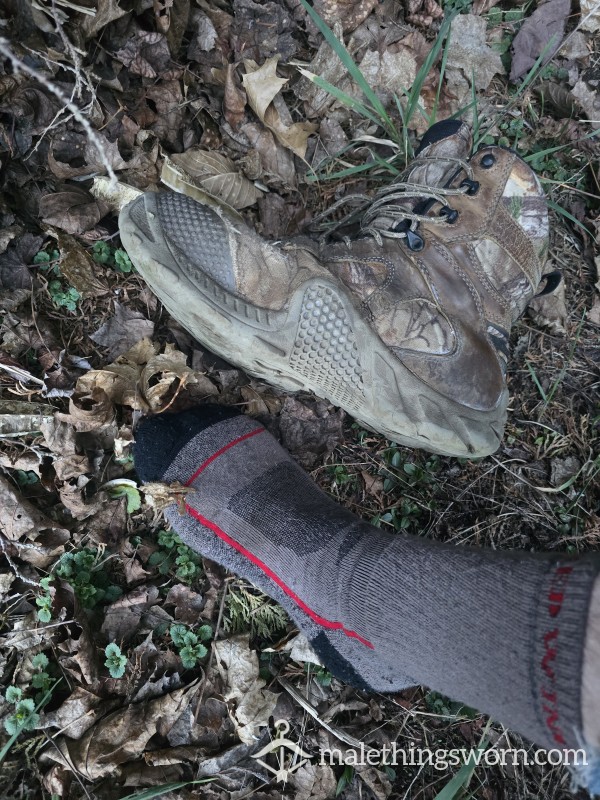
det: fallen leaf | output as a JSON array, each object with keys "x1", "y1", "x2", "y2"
[
  {"x1": 527, "y1": 279, "x2": 567, "y2": 335},
  {"x1": 405, "y1": 0, "x2": 443, "y2": 28},
  {"x1": 0, "y1": 475, "x2": 69, "y2": 567},
  {"x1": 0, "y1": 232, "x2": 42, "y2": 290},
  {"x1": 241, "y1": 122, "x2": 297, "y2": 187},
  {"x1": 101, "y1": 585, "x2": 160, "y2": 643},
  {"x1": 187, "y1": 9, "x2": 218, "y2": 55},
  {"x1": 510, "y1": 0, "x2": 570, "y2": 82},
  {"x1": 43, "y1": 687, "x2": 106, "y2": 739},
  {"x1": 313, "y1": 0, "x2": 379, "y2": 31},
  {"x1": 242, "y1": 57, "x2": 317, "y2": 158},
  {"x1": 45, "y1": 229, "x2": 108, "y2": 298},
  {"x1": 48, "y1": 684, "x2": 198, "y2": 779},
  {"x1": 224, "y1": 63, "x2": 247, "y2": 129},
  {"x1": 278, "y1": 396, "x2": 345, "y2": 469},
  {"x1": 447, "y1": 15, "x2": 505, "y2": 94},
  {"x1": 289, "y1": 761, "x2": 337, "y2": 800},
  {"x1": 214, "y1": 635, "x2": 279, "y2": 744},
  {"x1": 571, "y1": 79, "x2": 600, "y2": 124},
  {"x1": 165, "y1": 149, "x2": 263, "y2": 210},
  {"x1": 579, "y1": 0, "x2": 600, "y2": 31},
  {"x1": 90, "y1": 302, "x2": 155, "y2": 361},
  {"x1": 81, "y1": 0, "x2": 128, "y2": 38},
  {"x1": 39, "y1": 188, "x2": 110, "y2": 236}
]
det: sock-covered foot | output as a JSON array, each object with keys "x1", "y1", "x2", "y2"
[{"x1": 134, "y1": 406, "x2": 600, "y2": 771}]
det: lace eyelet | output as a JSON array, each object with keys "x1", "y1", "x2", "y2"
[
  {"x1": 481, "y1": 154, "x2": 495, "y2": 168},
  {"x1": 439, "y1": 205, "x2": 459, "y2": 224},
  {"x1": 460, "y1": 179, "x2": 480, "y2": 196}
]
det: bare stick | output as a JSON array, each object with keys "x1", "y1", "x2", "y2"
[{"x1": 0, "y1": 37, "x2": 118, "y2": 188}]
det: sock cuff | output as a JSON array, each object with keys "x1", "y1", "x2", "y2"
[{"x1": 133, "y1": 405, "x2": 241, "y2": 482}]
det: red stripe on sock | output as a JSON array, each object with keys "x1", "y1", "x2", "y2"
[
  {"x1": 186, "y1": 503, "x2": 374, "y2": 650},
  {"x1": 185, "y1": 427, "x2": 265, "y2": 486}
]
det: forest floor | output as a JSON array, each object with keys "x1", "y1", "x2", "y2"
[{"x1": 0, "y1": 0, "x2": 599, "y2": 798}]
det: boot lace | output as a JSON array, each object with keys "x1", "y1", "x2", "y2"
[{"x1": 311, "y1": 155, "x2": 478, "y2": 248}]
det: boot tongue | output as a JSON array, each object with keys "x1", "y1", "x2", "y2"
[
  {"x1": 365, "y1": 120, "x2": 473, "y2": 234},
  {"x1": 408, "y1": 119, "x2": 473, "y2": 192}
]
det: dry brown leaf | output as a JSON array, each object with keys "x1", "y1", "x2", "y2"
[
  {"x1": 45, "y1": 229, "x2": 108, "y2": 298},
  {"x1": 242, "y1": 57, "x2": 317, "y2": 159},
  {"x1": 580, "y1": 0, "x2": 600, "y2": 31},
  {"x1": 48, "y1": 684, "x2": 198, "y2": 779},
  {"x1": 0, "y1": 475, "x2": 69, "y2": 567},
  {"x1": 241, "y1": 122, "x2": 296, "y2": 186},
  {"x1": 405, "y1": 0, "x2": 443, "y2": 28},
  {"x1": 214, "y1": 635, "x2": 279, "y2": 745},
  {"x1": 571, "y1": 79, "x2": 600, "y2": 124},
  {"x1": 164, "y1": 149, "x2": 262, "y2": 210},
  {"x1": 313, "y1": 0, "x2": 378, "y2": 32},
  {"x1": 142, "y1": 343, "x2": 197, "y2": 410},
  {"x1": 43, "y1": 687, "x2": 106, "y2": 739},
  {"x1": 447, "y1": 15, "x2": 505, "y2": 93},
  {"x1": 81, "y1": 0, "x2": 128, "y2": 38},
  {"x1": 39, "y1": 188, "x2": 109, "y2": 236},
  {"x1": 289, "y1": 761, "x2": 338, "y2": 800},
  {"x1": 90, "y1": 302, "x2": 155, "y2": 361},
  {"x1": 536, "y1": 81, "x2": 582, "y2": 119},
  {"x1": 509, "y1": 0, "x2": 569, "y2": 82},
  {"x1": 527, "y1": 280, "x2": 567, "y2": 335},
  {"x1": 224, "y1": 63, "x2": 247, "y2": 129}
]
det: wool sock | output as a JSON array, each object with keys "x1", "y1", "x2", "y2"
[{"x1": 134, "y1": 406, "x2": 600, "y2": 763}]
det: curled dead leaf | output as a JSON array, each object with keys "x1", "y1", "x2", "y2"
[
  {"x1": 242, "y1": 57, "x2": 317, "y2": 159},
  {"x1": 47, "y1": 684, "x2": 199, "y2": 780},
  {"x1": 163, "y1": 149, "x2": 262, "y2": 211},
  {"x1": 214, "y1": 635, "x2": 279, "y2": 745}
]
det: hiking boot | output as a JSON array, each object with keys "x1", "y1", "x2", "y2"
[{"x1": 119, "y1": 120, "x2": 551, "y2": 457}]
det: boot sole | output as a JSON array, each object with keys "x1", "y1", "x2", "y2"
[{"x1": 120, "y1": 203, "x2": 507, "y2": 458}]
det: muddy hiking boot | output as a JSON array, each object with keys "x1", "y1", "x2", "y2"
[{"x1": 119, "y1": 119, "x2": 553, "y2": 457}]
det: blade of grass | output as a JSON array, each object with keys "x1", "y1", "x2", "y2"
[
  {"x1": 547, "y1": 199, "x2": 595, "y2": 238},
  {"x1": 118, "y1": 780, "x2": 213, "y2": 800},
  {"x1": 297, "y1": 67, "x2": 386, "y2": 130},
  {"x1": 297, "y1": 0, "x2": 396, "y2": 137}
]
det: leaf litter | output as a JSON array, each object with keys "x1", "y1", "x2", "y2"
[{"x1": 0, "y1": 0, "x2": 599, "y2": 798}]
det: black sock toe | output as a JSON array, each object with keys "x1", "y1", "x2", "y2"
[{"x1": 134, "y1": 404, "x2": 241, "y2": 482}]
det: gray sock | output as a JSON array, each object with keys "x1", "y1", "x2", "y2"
[{"x1": 134, "y1": 406, "x2": 600, "y2": 754}]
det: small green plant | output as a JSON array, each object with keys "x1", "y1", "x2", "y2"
[
  {"x1": 48, "y1": 280, "x2": 81, "y2": 312},
  {"x1": 14, "y1": 469, "x2": 39, "y2": 488},
  {"x1": 92, "y1": 241, "x2": 133, "y2": 273},
  {"x1": 30, "y1": 653, "x2": 53, "y2": 703},
  {"x1": 104, "y1": 480, "x2": 142, "y2": 513},
  {"x1": 336, "y1": 765, "x2": 354, "y2": 796},
  {"x1": 35, "y1": 247, "x2": 81, "y2": 311},
  {"x1": 54, "y1": 547, "x2": 122, "y2": 609},
  {"x1": 35, "y1": 576, "x2": 53, "y2": 623},
  {"x1": 307, "y1": 663, "x2": 333, "y2": 688},
  {"x1": 104, "y1": 643, "x2": 127, "y2": 678},
  {"x1": 3, "y1": 688, "x2": 40, "y2": 735},
  {"x1": 327, "y1": 463, "x2": 357, "y2": 490},
  {"x1": 169, "y1": 623, "x2": 212, "y2": 669},
  {"x1": 223, "y1": 583, "x2": 289, "y2": 639},
  {"x1": 148, "y1": 530, "x2": 203, "y2": 584},
  {"x1": 33, "y1": 248, "x2": 60, "y2": 274}
]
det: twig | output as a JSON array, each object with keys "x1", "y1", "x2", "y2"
[{"x1": 0, "y1": 38, "x2": 117, "y2": 188}]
